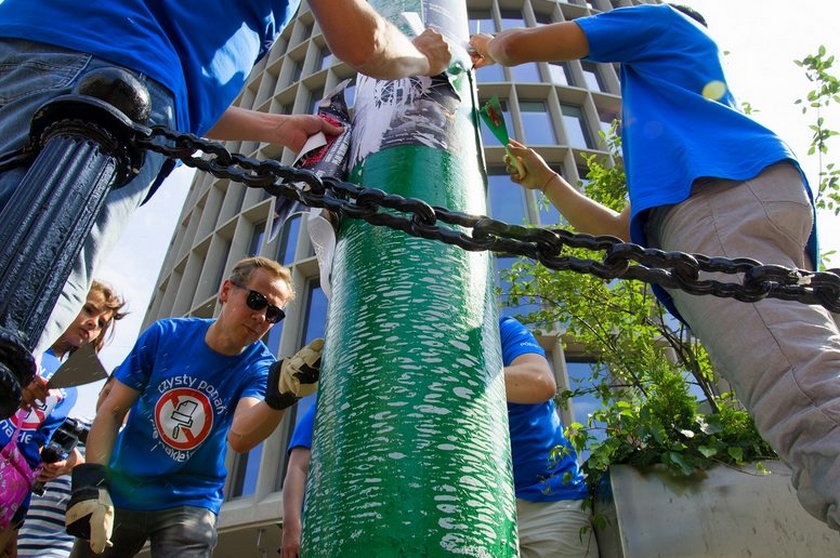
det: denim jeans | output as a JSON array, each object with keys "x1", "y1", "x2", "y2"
[
  {"x1": 647, "y1": 162, "x2": 840, "y2": 530},
  {"x1": 0, "y1": 38, "x2": 176, "y2": 353},
  {"x1": 68, "y1": 506, "x2": 218, "y2": 558}
]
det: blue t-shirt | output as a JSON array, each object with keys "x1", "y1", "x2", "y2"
[
  {"x1": 109, "y1": 318, "x2": 274, "y2": 513},
  {"x1": 0, "y1": 0, "x2": 299, "y2": 135},
  {"x1": 0, "y1": 350, "x2": 76, "y2": 469},
  {"x1": 501, "y1": 317, "x2": 588, "y2": 502},
  {"x1": 288, "y1": 403, "x2": 316, "y2": 452},
  {"x1": 576, "y1": 4, "x2": 816, "y2": 264},
  {"x1": 291, "y1": 318, "x2": 587, "y2": 502}
]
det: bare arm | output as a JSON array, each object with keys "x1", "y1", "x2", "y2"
[
  {"x1": 469, "y1": 22, "x2": 589, "y2": 68},
  {"x1": 205, "y1": 107, "x2": 343, "y2": 152},
  {"x1": 228, "y1": 396, "x2": 286, "y2": 453},
  {"x1": 506, "y1": 139, "x2": 630, "y2": 240},
  {"x1": 310, "y1": 0, "x2": 450, "y2": 78},
  {"x1": 85, "y1": 380, "x2": 139, "y2": 466},
  {"x1": 505, "y1": 353, "x2": 557, "y2": 404},
  {"x1": 281, "y1": 447, "x2": 311, "y2": 558}
]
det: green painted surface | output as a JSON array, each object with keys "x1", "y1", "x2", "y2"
[
  {"x1": 300, "y1": 2, "x2": 518, "y2": 556},
  {"x1": 303, "y1": 147, "x2": 517, "y2": 557}
]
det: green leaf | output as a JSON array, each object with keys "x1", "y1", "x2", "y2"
[
  {"x1": 698, "y1": 445, "x2": 718, "y2": 458},
  {"x1": 727, "y1": 446, "x2": 744, "y2": 462}
]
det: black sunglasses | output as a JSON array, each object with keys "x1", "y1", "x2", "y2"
[{"x1": 231, "y1": 281, "x2": 286, "y2": 324}]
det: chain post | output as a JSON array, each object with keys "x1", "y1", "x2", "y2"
[{"x1": 0, "y1": 68, "x2": 150, "y2": 418}]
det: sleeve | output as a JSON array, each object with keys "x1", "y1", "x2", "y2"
[
  {"x1": 288, "y1": 404, "x2": 316, "y2": 452},
  {"x1": 576, "y1": 4, "x2": 687, "y2": 64},
  {"x1": 38, "y1": 387, "x2": 78, "y2": 446},
  {"x1": 113, "y1": 320, "x2": 164, "y2": 392},
  {"x1": 239, "y1": 345, "x2": 274, "y2": 400},
  {"x1": 499, "y1": 317, "x2": 545, "y2": 366}
]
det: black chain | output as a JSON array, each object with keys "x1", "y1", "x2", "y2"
[{"x1": 82, "y1": 125, "x2": 837, "y2": 314}]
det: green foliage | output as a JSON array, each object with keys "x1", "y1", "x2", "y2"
[
  {"x1": 503, "y1": 123, "x2": 774, "y2": 496},
  {"x1": 795, "y1": 45, "x2": 840, "y2": 219}
]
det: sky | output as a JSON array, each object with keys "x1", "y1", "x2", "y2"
[{"x1": 70, "y1": 0, "x2": 840, "y2": 417}]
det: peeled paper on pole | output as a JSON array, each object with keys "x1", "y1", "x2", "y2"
[
  {"x1": 479, "y1": 96, "x2": 524, "y2": 176},
  {"x1": 267, "y1": 79, "x2": 352, "y2": 245}
]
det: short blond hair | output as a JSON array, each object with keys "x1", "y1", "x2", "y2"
[{"x1": 228, "y1": 256, "x2": 295, "y2": 300}]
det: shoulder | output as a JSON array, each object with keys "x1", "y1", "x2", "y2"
[
  {"x1": 152, "y1": 317, "x2": 212, "y2": 335},
  {"x1": 499, "y1": 316, "x2": 545, "y2": 364},
  {"x1": 579, "y1": 4, "x2": 701, "y2": 41}
]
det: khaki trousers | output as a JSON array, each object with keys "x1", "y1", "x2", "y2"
[{"x1": 648, "y1": 162, "x2": 840, "y2": 530}]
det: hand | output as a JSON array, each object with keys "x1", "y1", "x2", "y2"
[
  {"x1": 275, "y1": 115, "x2": 343, "y2": 153},
  {"x1": 504, "y1": 139, "x2": 556, "y2": 191},
  {"x1": 20, "y1": 376, "x2": 48, "y2": 411},
  {"x1": 265, "y1": 338, "x2": 324, "y2": 410},
  {"x1": 40, "y1": 446, "x2": 83, "y2": 481},
  {"x1": 66, "y1": 464, "x2": 114, "y2": 554},
  {"x1": 412, "y1": 28, "x2": 451, "y2": 75},
  {"x1": 468, "y1": 33, "x2": 496, "y2": 68},
  {"x1": 279, "y1": 521, "x2": 301, "y2": 558},
  {"x1": 39, "y1": 459, "x2": 69, "y2": 481}
]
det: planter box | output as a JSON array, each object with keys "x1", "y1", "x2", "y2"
[{"x1": 595, "y1": 461, "x2": 836, "y2": 557}]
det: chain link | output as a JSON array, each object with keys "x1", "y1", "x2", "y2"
[{"x1": 41, "y1": 124, "x2": 832, "y2": 314}]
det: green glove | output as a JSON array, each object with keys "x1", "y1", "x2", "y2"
[{"x1": 265, "y1": 338, "x2": 323, "y2": 410}]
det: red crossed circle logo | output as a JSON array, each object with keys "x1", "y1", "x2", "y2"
[{"x1": 154, "y1": 388, "x2": 214, "y2": 451}]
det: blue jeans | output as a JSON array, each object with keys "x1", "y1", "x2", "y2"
[
  {"x1": 0, "y1": 38, "x2": 176, "y2": 353},
  {"x1": 68, "y1": 506, "x2": 218, "y2": 558}
]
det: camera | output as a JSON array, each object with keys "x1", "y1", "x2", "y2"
[{"x1": 32, "y1": 417, "x2": 90, "y2": 495}]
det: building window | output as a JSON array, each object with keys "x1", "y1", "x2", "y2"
[
  {"x1": 560, "y1": 104, "x2": 593, "y2": 149},
  {"x1": 564, "y1": 359, "x2": 607, "y2": 462},
  {"x1": 520, "y1": 100, "x2": 558, "y2": 145},
  {"x1": 249, "y1": 221, "x2": 266, "y2": 256},
  {"x1": 597, "y1": 107, "x2": 621, "y2": 141},
  {"x1": 548, "y1": 62, "x2": 572, "y2": 86},
  {"x1": 510, "y1": 63, "x2": 541, "y2": 83},
  {"x1": 276, "y1": 214, "x2": 301, "y2": 265},
  {"x1": 487, "y1": 168, "x2": 528, "y2": 225},
  {"x1": 535, "y1": 12, "x2": 554, "y2": 26},
  {"x1": 479, "y1": 98, "x2": 514, "y2": 147},
  {"x1": 495, "y1": 256, "x2": 540, "y2": 319},
  {"x1": 276, "y1": 281, "x2": 328, "y2": 490},
  {"x1": 228, "y1": 444, "x2": 264, "y2": 500},
  {"x1": 309, "y1": 86, "x2": 325, "y2": 114},
  {"x1": 300, "y1": 282, "x2": 328, "y2": 345},
  {"x1": 289, "y1": 59, "x2": 303, "y2": 84},
  {"x1": 319, "y1": 46, "x2": 333, "y2": 71},
  {"x1": 498, "y1": 9, "x2": 525, "y2": 29},
  {"x1": 581, "y1": 62, "x2": 606, "y2": 92},
  {"x1": 576, "y1": 165, "x2": 593, "y2": 190},
  {"x1": 344, "y1": 82, "x2": 357, "y2": 108}
]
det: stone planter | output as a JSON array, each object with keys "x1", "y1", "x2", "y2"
[{"x1": 594, "y1": 461, "x2": 836, "y2": 557}]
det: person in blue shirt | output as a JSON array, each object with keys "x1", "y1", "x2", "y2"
[
  {"x1": 0, "y1": 280, "x2": 126, "y2": 555},
  {"x1": 65, "y1": 257, "x2": 322, "y2": 558},
  {"x1": 280, "y1": 317, "x2": 597, "y2": 558},
  {"x1": 0, "y1": 0, "x2": 451, "y2": 359},
  {"x1": 469, "y1": 3, "x2": 840, "y2": 531}
]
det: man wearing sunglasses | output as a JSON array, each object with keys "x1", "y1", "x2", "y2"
[{"x1": 63, "y1": 256, "x2": 322, "y2": 557}]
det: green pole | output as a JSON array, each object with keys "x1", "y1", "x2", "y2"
[{"x1": 301, "y1": 2, "x2": 517, "y2": 556}]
